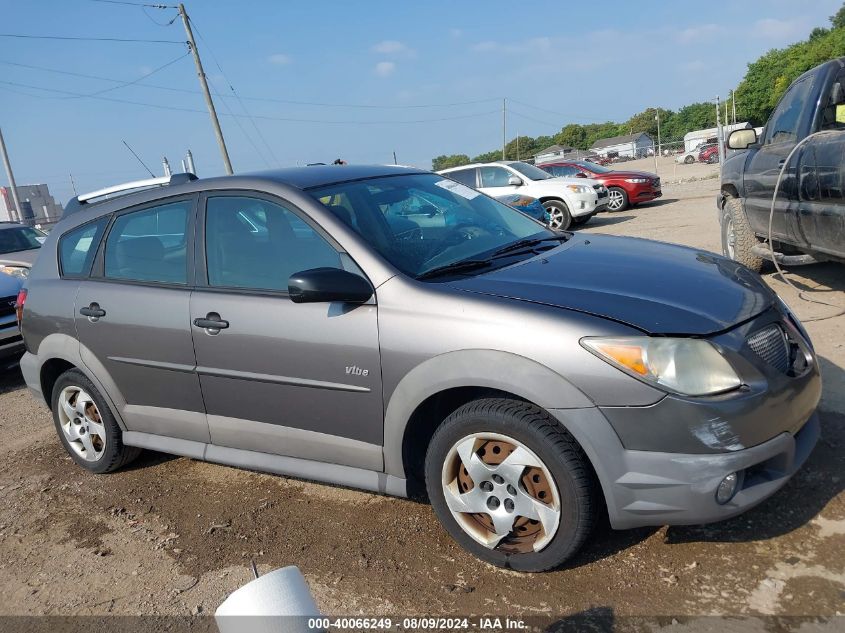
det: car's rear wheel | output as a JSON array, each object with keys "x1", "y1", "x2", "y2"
[
  {"x1": 606, "y1": 187, "x2": 628, "y2": 212},
  {"x1": 51, "y1": 369, "x2": 141, "y2": 474},
  {"x1": 542, "y1": 200, "x2": 571, "y2": 231},
  {"x1": 684, "y1": 155, "x2": 695, "y2": 164},
  {"x1": 721, "y1": 196, "x2": 764, "y2": 272},
  {"x1": 425, "y1": 398, "x2": 596, "y2": 572}
]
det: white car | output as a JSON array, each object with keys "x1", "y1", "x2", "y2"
[
  {"x1": 437, "y1": 161, "x2": 608, "y2": 230},
  {"x1": 676, "y1": 148, "x2": 700, "y2": 164}
]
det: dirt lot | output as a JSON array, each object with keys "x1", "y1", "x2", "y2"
[{"x1": 1, "y1": 168, "x2": 844, "y2": 628}]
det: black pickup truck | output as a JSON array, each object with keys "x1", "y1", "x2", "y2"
[{"x1": 718, "y1": 57, "x2": 845, "y2": 272}]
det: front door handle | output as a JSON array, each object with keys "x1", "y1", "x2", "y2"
[
  {"x1": 193, "y1": 313, "x2": 229, "y2": 332},
  {"x1": 778, "y1": 159, "x2": 786, "y2": 167},
  {"x1": 80, "y1": 303, "x2": 106, "y2": 319}
]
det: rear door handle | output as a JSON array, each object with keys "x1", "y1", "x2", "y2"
[
  {"x1": 193, "y1": 313, "x2": 229, "y2": 332},
  {"x1": 80, "y1": 303, "x2": 106, "y2": 319}
]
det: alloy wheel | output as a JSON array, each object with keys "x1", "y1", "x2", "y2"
[
  {"x1": 57, "y1": 386, "x2": 107, "y2": 462},
  {"x1": 607, "y1": 189, "x2": 625, "y2": 211},
  {"x1": 441, "y1": 432, "x2": 561, "y2": 554},
  {"x1": 546, "y1": 207, "x2": 565, "y2": 230},
  {"x1": 724, "y1": 216, "x2": 736, "y2": 259}
]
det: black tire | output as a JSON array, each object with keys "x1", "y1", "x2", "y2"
[
  {"x1": 425, "y1": 398, "x2": 596, "y2": 572},
  {"x1": 684, "y1": 155, "x2": 695, "y2": 164},
  {"x1": 606, "y1": 186, "x2": 628, "y2": 212},
  {"x1": 542, "y1": 199, "x2": 572, "y2": 231},
  {"x1": 51, "y1": 368, "x2": 141, "y2": 474},
  {"x1": 721, "y1": 196, "x2": 764, "y2": 272}
]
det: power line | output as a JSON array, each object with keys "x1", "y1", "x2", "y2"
[
  {"x1": 187, "y1": 15, "x2": 280, "y2": 167},
  {"x1": 0, "y1": 33, "x2": 186, "y2": 44},
  {"x1": 508, "y1": 98, "x2": 613, "y2": 123},
  {"x1": 87, "y1": 0, "x2": 177, "y2": 8},
  {"x1": 0, "y1": 59, "x2": 500, "y2": 110},
  {"x1": 508, "y1": 109, "x2": 561, "y2": 130},
  {"x1": 0, "y1": 79, "x2": 502, "y2": 125},
  {"x1": 67, "y1": 51, "x2": 189, "y2": 99}
]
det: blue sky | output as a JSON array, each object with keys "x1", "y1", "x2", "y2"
[{"x1": 0, "y1": 0, "x2": 841, "y2": 204}]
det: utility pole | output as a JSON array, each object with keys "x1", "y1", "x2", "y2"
[
  {"x1": 655, "y1": 107, "x2": 662, "y2": 156},
  {"x1": 69, "y1": 173, "x2": 77, "y2": 196},
  {"x1": 732, "y1": 90, "x2": 737, "y2": 125},
  {"x1": 716, "y1": 96, "x2": 725, "y2": 176},
  {"x1": 178, "y1": 3, "x2": 233, "y2": 175},
  {"x1": 0, "y1": 128, "x2": 21, "y2": 222},
  {"x1": 502, "y1": 98, "x2": 506, "y2": 160}
]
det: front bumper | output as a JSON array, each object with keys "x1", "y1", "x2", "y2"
[
  {"x1": 555, "y1": 407, "x2": 820, "y2": 530},
  {"x1": 0, "y1": 314, "x2": 24, "y2": 367},
  {"x1": 568, "y1": 193, "x2": 600, "y2": 218}
]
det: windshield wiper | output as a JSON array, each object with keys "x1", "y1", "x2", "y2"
[
  {"x1": 416, "y1": 258, "x2": 493, "y2": 280},
  {"x1": 489, "y1": 234, "x2": 569, "y2": 258}
]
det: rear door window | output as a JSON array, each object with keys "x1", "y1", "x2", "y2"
[
  {"x1": 104, "y1": 200, "x2": 192, "y2": 284},
  {"x1": 59, "y1": 218, "x2": 108, "y2": 277},
  {"x1": 444, "y1": 168, "x2": 477, "y2": 188}
]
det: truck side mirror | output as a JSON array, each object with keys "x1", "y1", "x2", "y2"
[{"x1": 727, "y1": 129, "x2": 758, "y2": 150}]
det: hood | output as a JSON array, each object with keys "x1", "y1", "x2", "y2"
[
  {"x1": 593, "y1": 170, "x2": 656, "y2": 180},
  {"x1": 448, "y1": 234, "x2": 773, "y2": 335},
  {"x1": 540, "y1": 176, "x2": 603, "y2": 188},
  {"x1": 0, "y1": 270, "x2": 23, "y2": 296},
  {"x1": 0, "y1": 248, "x2": 40, "y2": 268}
]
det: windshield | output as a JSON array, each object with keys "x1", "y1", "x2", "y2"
[
  {"x1": 309, "y1": 173, "x2": 553, "y2": 278},
  {"x1": 0, "y1": 226, "x2": 44, "y2": 254},
  {"x1": 576, "y1": 161, "x2": 612, "y2": 174},
  {"x1": 508, "y1": 162, "x2": 553, "y2": 181}
]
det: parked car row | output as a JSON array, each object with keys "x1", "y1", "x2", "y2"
[
  {"x1": 438, "y1": 160, "x2": 609, "y2": 230},
  {"x1": 537, "y1": 160, "x2": 662, "y2": 212}
]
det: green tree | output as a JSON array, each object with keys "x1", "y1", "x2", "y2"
[
  {"x1": 554, "y1": 124, "x2": 587, "y2": 150},
  {"x1": 431, "y1": 154, "x2": 471, "y2": 171},
  {"x1": 832, "y1": 3, "x2": 845, "y2": 29},
  {"x1": 472, "y1": 149, "x2": 502, "y2": 163}
]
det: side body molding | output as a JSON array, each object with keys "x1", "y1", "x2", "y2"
[{"x1": 382, "y1": 349, "x2": 594, "y2": 478}]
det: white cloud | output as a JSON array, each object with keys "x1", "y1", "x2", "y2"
[
  {"x1": 450, "y1": 28, "x2": 463, "y2": 39},
  {"x1": 374, "y1": 61, "x2": 396, "y2": 77},
  {"x1": 267, "y1": 53, "x2": 292, "y2": 65},
  {"x1": 675, "y1": 24, "x2": 722, "y2": 44},
  {"x1": 372, "y1": 40, "x2": 415, "y2": 57},
  {"x1": 470, "y1": 37, "x2": 554, "y2": 55},
  {"x1": 753, "y1": 17, "x2": 811, "y2": 41},
  {"x1": 138, "y1": 65, "x2": 153, "y2": 75}
]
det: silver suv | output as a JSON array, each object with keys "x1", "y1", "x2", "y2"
[{"x1": 20, "y1": 166, "x2": 821, "y2": 571}]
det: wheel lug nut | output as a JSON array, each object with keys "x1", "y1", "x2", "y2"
[
  {"x1": 486, "y1": 496, "x2": 500, "y2": 510},
  {"x1": 504, "y1": 499, "x2": 515, "y2": 513},
  {"x1": 506, "y1": 484, "x2": 517, "y2": 496},
  {"x1": 480, "y1": 481, "x2": 494, "y2": 492},
  {"x1": 492, "y1": 474, "x2": 504, "y2": 485}
]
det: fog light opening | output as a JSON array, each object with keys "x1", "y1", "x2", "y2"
[{"x1": 716, "y1": 472, "x2": 740, "y2": 505}]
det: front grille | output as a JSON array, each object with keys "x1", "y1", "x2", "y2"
[
  {"x1": 747, "y1": 325, "x2": 790, "y2": 373},
  {"x1": 653, "y1": 177, "x2": 661, "y2": 188},
  {"x1": 0, "y1": 295, "x2": 16, "y2": 319}
]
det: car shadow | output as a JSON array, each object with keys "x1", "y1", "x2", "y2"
[
  {"x1": 0, "y1": 365, "x2": 26, "y2": 396},
  {"x1": 636, "y1": 197, "x2": 679, "y2": 208},
  {"x1": 583, "y1": 214, "x2": 635, "y2": 229},
  {"x1": 762, "y1": 261, "x2": 845, "y2": 293},
  {"x1": 664, "y1": 355, "x2": 845, "y2": 546}
]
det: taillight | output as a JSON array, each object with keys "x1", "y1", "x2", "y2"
[{"x1": 15, "y1": 288, "x2": 26, "y2": 327}]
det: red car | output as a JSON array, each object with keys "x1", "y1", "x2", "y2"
[
  {"x1": 539, "y1": 160, "x2": 662, "y2": 212},
  {"x1": 698, "y1": 143, "x2": 721, "y2": 164}
]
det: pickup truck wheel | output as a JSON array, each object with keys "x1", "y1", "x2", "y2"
[
  {"x1": 606, "y1": 187, "x2": 628, "y2": 212},
  {"x1": 684, "y1": 155, "x2": 695, "y2": 164},
  {"x1": 543, "y1": 200, "x2": 572, "y2": 231},
  {"x1": 721, "y1": 196, "x2": 764, "y2": 272},
  {"x1": 425, "y1": 398, "x2": 596, "y2": 572},
  {"x1": 51, "y1": 369, "x2": 141, "y2": 474}
]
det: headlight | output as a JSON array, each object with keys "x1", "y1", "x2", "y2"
[
  {"x1": 582, "y1": 336, "x2": 741, "y2": 396},
  {"x1": 0, "y1": 265, "x2": 29, "y2": 279},
  {"x1": 625, "y1": 178, "x2": 649, "y2": 184},
  {"x1": 565, "y1": 184, "x2": 592, "y2": 193}
]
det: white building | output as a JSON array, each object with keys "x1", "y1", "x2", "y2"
[
  {"x1": 590, "y1": 133, "x2": 653, "y2": 159},
  {"x1": 0, "y1": 184, "x2": 63, "y2": 223},
  {"x1": 683, "y1": 122, "x2": 752, "y2": 152}
]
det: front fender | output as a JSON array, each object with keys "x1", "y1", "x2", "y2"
[{"x1": 382, "y1": 349, "x2": 593, "y2": 478}]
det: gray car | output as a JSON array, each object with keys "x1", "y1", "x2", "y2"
[{"x1": 19, "y1": 166, "x2": 820, "y2": 571}]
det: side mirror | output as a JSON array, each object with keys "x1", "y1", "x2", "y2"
[
  {"x1": 727, "y1": 129, "x2": 758, "y2": 150},
  {"x1": 288, "y1": 268, "x2": 373, "y2": 304},
  {"x1": 575, "y1": 172, "x2": 588, "y2": 178},
  {"x1": 507, "y1": 175, "x2": 523, "y2": 186}
]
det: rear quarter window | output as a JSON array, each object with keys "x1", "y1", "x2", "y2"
[{"x1": 59, "y1": 218, "x2": 108, "y2": 278}]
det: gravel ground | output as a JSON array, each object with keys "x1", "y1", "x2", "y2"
[{"x1": 1, "y1": 171, "x2": 843, "y2": 630}]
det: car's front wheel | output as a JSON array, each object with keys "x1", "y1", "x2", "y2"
[
  {"x1": 542, "y1": 200, "x2": 571, "y2": 231},
  {"x1": 720, "y1": 196, "x2": 764, "y2": 272},
  {"x1": 425, "y1": 398, "x2": 596, "y2": 572},
  {"x1": 684, "y1": 155, "x2": 695, "y2": 164},
  {"x1": 606, "y1": 187, "x2": 628, "y2": 212},
  {"x1": 51, "y1": 368, "x2": 141, "y2": 474}
]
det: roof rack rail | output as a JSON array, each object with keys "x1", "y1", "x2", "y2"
[{"x1": 63, "y1": 172, "x2": 198, "y2": 216}]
